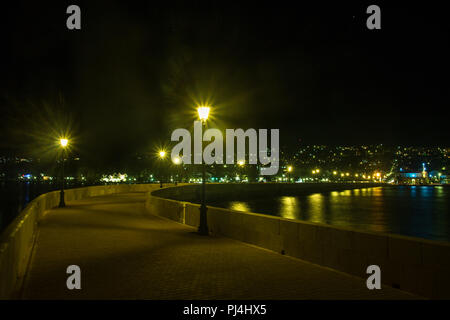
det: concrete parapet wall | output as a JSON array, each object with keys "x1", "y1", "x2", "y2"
[
  {"x1": 151, "y1": 183, "x2": 385, "y2": 202},
  {"x1": 147, "y1": 185, "x2": 450, "y2": 299},
  {"x1": 0, "y1": 183, "x2": 165, "y2": 299}
]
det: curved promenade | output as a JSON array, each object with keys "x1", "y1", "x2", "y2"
[{"x1": 0, "y1": 183, "x2": 440, "y2": 299}]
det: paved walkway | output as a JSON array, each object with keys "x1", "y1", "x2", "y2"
[{"x1": 21, "y1": 192, "x2": 420, "y2": 299}]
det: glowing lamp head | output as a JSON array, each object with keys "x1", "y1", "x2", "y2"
[
  {"x1": 159, "y1": 151, "x2": 166, "y2": 159},
  {"x1": 60, "y1": 138, "x2": 68, "y2": 148},
  {"x1": 197, "y1": 106, "x2": 210, "y2": 122},
  {"x1": 238, "y1": 160, "x2": 245, "y2": 166},
  {"x1": 173, "y1": 156, "x2": 181, "y2": 165},
  {"x1": 287, "y1": 166, "x2": 292, "y2": 172}
]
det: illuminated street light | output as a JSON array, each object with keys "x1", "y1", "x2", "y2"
[
  {"x1": 172, "y1": 156, "x2": 181, "y2": 165},
  {"x1": 58, "y1": 138, "x2": 69, "y2": 208},
  {"x1": 158, "y1": 150, "x2": 167, "y2": 188},
  {"x1": 197, "y1": 105, "x2": 211, "y2": 235},
  {"x1": 172, "y1": 156, "x2": 181, "y2": 185},
  {"x1": 60, "y1": 138, "x2": 68, "y2": 148},
  {"x1": 333, "y1": 171, "x2": 337, "y2": 175},
  {"x1": 197, "y1": 106, "x2": 210, "y2": 122},
  {"x1": 238, "y1": 160, "x2": 245, "y2": 166},
  {"x1": 287, "y1": 166, "x2": 293, "y2": 182}
]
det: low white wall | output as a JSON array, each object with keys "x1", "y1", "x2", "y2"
[{"x1": 146, "y1": 191, "x2": 450, "y2": 299}]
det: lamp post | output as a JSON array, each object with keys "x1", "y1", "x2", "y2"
[
  {"x1": 59, "y1": 138, "x2": 68, "y2": 208},
  {"x1": 173, "y1": 156, "x2": 181, "y2": 185},
  {"x1": 158, "y1": 150, "x2": 166, "y2": 188},
  {"x1": 237, "y1": 160, "x2": 245, "y2": 182},
  {"x1": 197, "y1": 106, "x2": 210, "y2": 235},
  {"x1": 287, "y1": 165, "x2": 293, "y2": 182}
]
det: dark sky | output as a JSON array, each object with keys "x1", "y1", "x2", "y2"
[{"x1": 1, "y1": 1, "x2": 449, "y2": 167}]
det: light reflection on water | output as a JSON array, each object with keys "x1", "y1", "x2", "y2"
[
  {"x1": 229, "y1": 202, "x2": 251, "y2": 213},
  {"x1": 212, "y1": 186, "x2": 450, "y2": 242}
]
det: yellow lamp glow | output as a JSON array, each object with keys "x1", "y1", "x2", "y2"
[
  {"x1": 197, "y1": 106, "x2": 210, "y2": 122},
  {"x1": 238, "y1": 160, "x2": 245, "y2": 166},
  {"x1": 159, "y1": 151, "x2": 166, "y2": 158},
  {"x1": 287, "y1": 166, "x2": 292, "y2": 172},
  {"x1": 173, "y1": 156, "x2": 181, "y2": 165},
  {"x1": 60, "y1": 138, "x2": 68, "y2": 148}
]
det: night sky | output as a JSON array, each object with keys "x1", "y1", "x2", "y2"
[{"x1": 1, "y1": 1, "x2": 449, "y2": 167}]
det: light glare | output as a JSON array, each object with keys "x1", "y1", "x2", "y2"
[{"x1": 197, "y1": 106, "x2": 210, "y2": 121}]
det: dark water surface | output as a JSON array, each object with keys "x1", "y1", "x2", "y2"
[{"x1": 210, "y1": 186, "x2": 450, "y2": 242}]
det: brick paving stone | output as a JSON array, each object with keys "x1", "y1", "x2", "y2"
[{"x1": 21, "y1": 192, "x2": 421, "y2": 300}]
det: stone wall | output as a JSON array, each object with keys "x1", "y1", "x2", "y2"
[{"x1": 151, "y1": 182, "x2": 384, "y2": 202}]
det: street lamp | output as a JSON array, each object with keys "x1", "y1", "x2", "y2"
[
  {"x1": 237, "y1": 160, "x2": 245, "y2": 182},
  {"x1": 287, "y1": 166, "x2": 293, "y2": 182},
  {"x1": 59, "y1": 138, "x2": 69, "y2": 208},
  {"x1": 172, "y1": 156, "x2": 181, "y2": 185},
  {"x1": 197, "y1": 105, "x2": 210, "y2": 235},
  {"x1": 158, "y1": 150, "x2": 166, "y2": 188}
]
